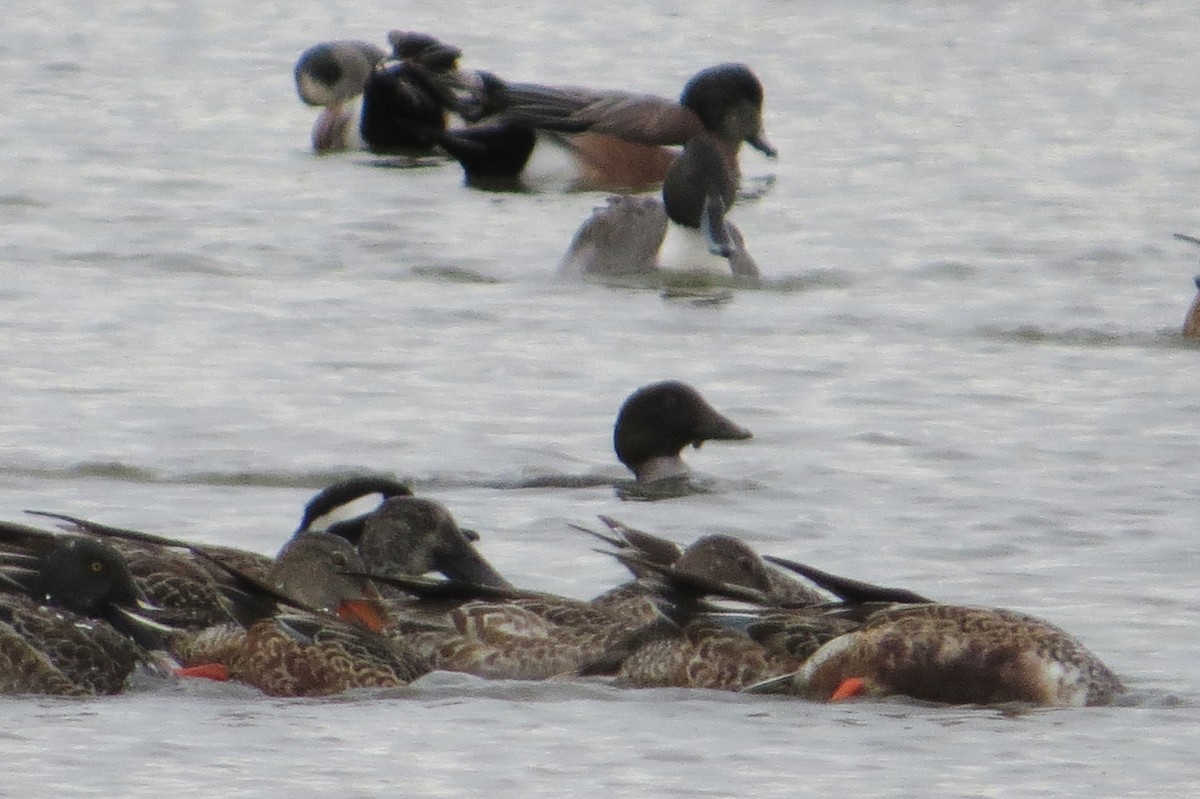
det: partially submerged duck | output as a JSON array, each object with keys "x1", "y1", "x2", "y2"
[
  {"x1": 612, "y1": 380, "x2": 752, "y2": 484},
  {"x1": 558, "y1": 133, "x2": 760, "y2": 282}
]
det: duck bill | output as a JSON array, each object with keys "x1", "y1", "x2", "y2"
[
  {"x1": 746, "y1": 131, "x2": 777, "y2": 159},
  {"x1": 108, "y1": 605, "x2": 178, "y2": 650},
  {"x1": 692, "y1": 410, "x2": 752, "y2": 446},
  {"x1": 741, "y1": 671, "x2": 797, "y2": 695},
  {"x1": 436, "y1": 546, "x2": 513, "y2": 589},
  {"x1": 700, "y1": 194, "x2": 735, "y2": 259},
  {"x1": 336, "y1": 598, "x2": 390, "y2": 633}
]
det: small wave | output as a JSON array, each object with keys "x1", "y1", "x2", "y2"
[
  {"x1": 361, "y1": 155, "x2": 452, "y2": 171},
  {"x1": 410, "y1": 265, "x2": 504, "y2": 284},
  {"x1": 0, "y1": 461, "x2": 773, "y2": 506},
  {"x1": 976, "y1": 324, "x2": 1193, "y2": 349}
]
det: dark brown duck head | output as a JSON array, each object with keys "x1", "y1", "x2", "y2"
[
  {"x1": 678, "y1": 63, "x2": 776, "y2": 160},
  {"x1": 613, "y1": 380, "x2": 752, "y2": 482}
]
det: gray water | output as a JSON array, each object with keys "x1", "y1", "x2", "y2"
[{"x1": 2, "y1": 1, "x2": 1199, "y2": 796}]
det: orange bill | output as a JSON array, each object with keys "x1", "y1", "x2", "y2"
[
  {"x1": 830, "y1": 676, "x2": 866, "y2": 701},
  {"x1": 336, "y1": 598, "x2": 389, "y2": 633}
]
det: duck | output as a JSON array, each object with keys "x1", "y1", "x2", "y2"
[
  {"x1": 288, "y1": 484, "x2": 510, "y2": 590},
  {"x1": 558, "y1": 133, "x2": 759, "y2": 282},
  {"x1": 739, "y1": 555, "x2": 1124, "y2": 707},
  {"x1": 0, "y1": 528, "x2": 169, "y2": 695},
  {"x1": 20, "y1": 509, "x2": 279, "y2": 629},
  {"x1": 295, "y1": 31, "x2": 481, "y2": 155},
  {"x1": 579, "y1": 516, "x2": 825, "y2": 608},
  {"x1": 437, "y1": 62, "x2": 776, "y2": 192},
  {"x1": 294, "y1": 39, "x2": 388, "y2": 153},
  {"x1": 575, "y1": 525, "x2": 840, "y2": 690},
  {"x1": 612, "y1": 380, "x2": 752, "y2": 484},
  {"x1": 172, "y1": 531, "x2": 431, "y2": 697},
  {"x1": 750, "y1": 603, "x2": 1124, "y2": 707}
]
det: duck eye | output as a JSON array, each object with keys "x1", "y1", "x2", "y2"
[{"x1": 91, "y1": 561, "x2": 104, "y2": 573}]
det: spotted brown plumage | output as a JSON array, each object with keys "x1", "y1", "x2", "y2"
[{"x1": 781, "y1": 604, "x2": 1124, "y2": 707}]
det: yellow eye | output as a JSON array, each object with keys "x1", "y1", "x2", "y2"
[{"x1": 91, "y1": 561, "x2": 104, "y2": 573}]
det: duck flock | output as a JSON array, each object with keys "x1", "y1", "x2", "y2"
[
  {"x1": 1, "y1": 378, "x2": 1123, "y2": 707},
  {"x1": 6, "y1": 27, "x2": 1195, "y2": 709}
]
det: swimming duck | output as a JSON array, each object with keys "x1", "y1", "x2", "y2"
[
  {"x1": 750, "y1": 603, "x2": 1124, "y2": 707},
  {"x1": 587, "y1": 531, "x2": 829, "y2": 690},
  {"x1": 22, "y1": 510, "x2": 278, "y2": 629},
  {"x1": 171, "y1": 531, "x2": 430, "y2": 697},
  {"x1": 738, "y1": 556, "x2": 1124, "y2": 707},
  {"x1": 612, "y1": 380, "x2": 752, "y2": 483},
  {"x1": 0, "y1": 528, "x2": 168, "y2": 695},
  {"x1": 438, "y1": 62, "x2": 776, "y2": 192},
  {"x1": 580, "y1": 516, "x2": 825, "y2": 607},
  {"x1": 558, "y1": 133, "x2": 759, "y2": 282}
]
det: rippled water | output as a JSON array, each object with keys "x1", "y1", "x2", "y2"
[{"x1": 3, "y1": 1, "x2": 1200, "y2": 796}]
